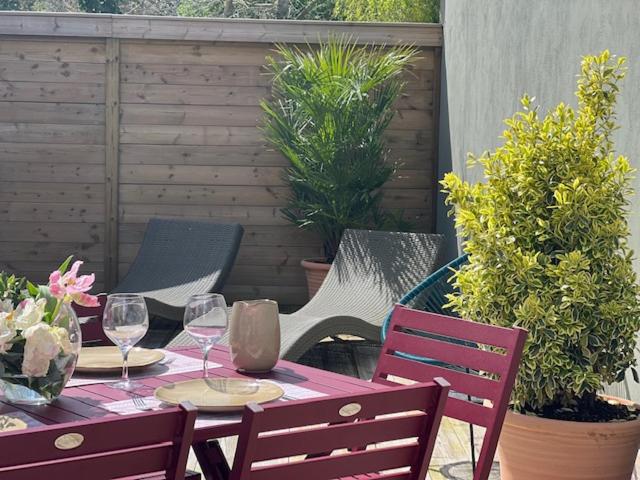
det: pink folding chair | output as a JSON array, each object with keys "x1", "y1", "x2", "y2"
[
  {"x1": 73, "y1": 293, "x2": 111, "y2": 346},
  {"x1": 373, "y1": 305, "x2": 527, "y2": 480},
  {"x1": 229, "y1": 380, "x2": 450, "y2": 480},
  {"x1": 0, "y1": 402, "x2": 198, "y2": 480}
]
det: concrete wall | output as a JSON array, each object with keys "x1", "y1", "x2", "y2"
[
  {"x1": 437, "y1": 0, "x2": 640, "y2": 399},
  {"x1": 437, "y1": 0, "x2": 640, "y2": 263}
]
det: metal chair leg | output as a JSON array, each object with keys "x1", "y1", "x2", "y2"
[
  {"x1": 469, "y1": 421, "x2": 477, "y2": 473},
  {"x1": 465, "y1": 366, "x2": 477, "y2": 473}
]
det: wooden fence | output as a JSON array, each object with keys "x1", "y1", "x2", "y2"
[{"x1": 0, "y1": 13, "x2": 442, "y2": 305}]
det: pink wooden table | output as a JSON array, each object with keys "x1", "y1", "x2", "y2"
[{"x1": 0, "y1": 345, "x2": 385, "y2": 480}]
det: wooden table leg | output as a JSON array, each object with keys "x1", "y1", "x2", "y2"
[{"x1": 193, "y1": 440, "x2": 231, "y2": 480}]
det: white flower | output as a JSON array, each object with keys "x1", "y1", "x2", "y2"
[
  {"x1": 51, "y1": 327, "x2": 72, "y2": 355},
  {"x1": 0, "y1": 299, "x2": 13, "y2": 313},
  {"x1": 14, "y1": 298, "x2": 47, "y2": 331},
  {"x1": 0, "y1": 311, "x2": 15, "y2": 353},
  {"x1": 21, "y1": 322, "x2": 61, "y2": 377}
]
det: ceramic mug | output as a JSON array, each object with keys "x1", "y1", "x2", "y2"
[{"x1": 229, "y1": 299, "x2": 280, "y2": 373}]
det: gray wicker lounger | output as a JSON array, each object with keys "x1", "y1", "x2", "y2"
[
  {"x1": 168, "y1": 229, "x2": 443, "y2": 361},
  {"x1": 113, "y1": 218, "x2": 244, "y2": 321}
]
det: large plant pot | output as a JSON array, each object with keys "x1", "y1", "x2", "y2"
[
  {"x1": 498, "y1": 401, "x2": 640, "y2": 480},
  {"x1": 301, "y1": 258, "x2": 331, "y2": 299}
]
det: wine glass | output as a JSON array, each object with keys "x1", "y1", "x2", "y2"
[
  {"x1": 103, "y1": 293, "x2": 149, "y2": 390},
  {"x1": 184, "y1": 294, "x2": 227, "y2": 378}
]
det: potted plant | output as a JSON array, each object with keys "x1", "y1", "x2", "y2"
[
  {"x1": 441, "y1": 51, "x2": 640, "y2": 479},
  {"x1": 261, "y1": 37, "x2": 416, "y2": 298}
]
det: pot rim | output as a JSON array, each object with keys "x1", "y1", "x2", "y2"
[
  {"x1": 301, "y1": 258, "x2": 332, "y2": 270},
  {"x1": 505, "y1": 395, "x2": 640, "y2": 433}
]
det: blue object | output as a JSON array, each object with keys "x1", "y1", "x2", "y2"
[{"x1": 381, "y1": 254, "x2": 470, "y2": 360}]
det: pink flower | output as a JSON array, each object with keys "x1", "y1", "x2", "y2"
[{"x1": 48, "y1": 260, "x2": 99, "y2": 307}]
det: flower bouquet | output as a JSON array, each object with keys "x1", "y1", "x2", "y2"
[{"x1": 0, "y1": 257, "x2": 98, "y2": 405}]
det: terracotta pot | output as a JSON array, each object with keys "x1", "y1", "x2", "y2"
[
  {"x1": 301, "y1": 258, "x2": 331, "y2": 299},
  {"x1": 229, "y1": 299, "x2": 280, "y2": 373},
  {"x1": 498, "y1": 399, "x2": 640, "y2": 480}
]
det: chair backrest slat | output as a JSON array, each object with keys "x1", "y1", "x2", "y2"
[
  {"x1": 230, "y1": 381, "x2": 450, "y2": 480},
  {"x1": 0, "y1": 403, "x2": 197, "y2": 480},
  {"x1": 253, "y1": 414, "x2": 426, "y2": 462},
  {"x1": 384, "y1": 330, "x2": 508, "y2": 376},
  {"x1": 376, "y1": 354, "x2": 500, "y2": 405},
  {"x1": 252, "y1": 386, "x2": 440, "y2": 432},
  {"x1": 251, "y1": 444, "x2": 417, "y2": 480},
  {"x1": 389, "y1": 306, "x2": 518, "y2": 349},
  {"x1": 1, "y1": 443, "x2": 174, "y2": 480},
  {"x1": 373, "y1": 305, "x2": 527, "y2": 480}
]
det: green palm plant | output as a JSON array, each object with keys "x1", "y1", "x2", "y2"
[{"x1": 261, "y1": 37, "x2": 418, "y2": 260}]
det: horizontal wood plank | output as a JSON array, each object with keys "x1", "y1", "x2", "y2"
[
  {"x1": 120, "y1": 164, "x2": 281, "y2": 185},
  {"x1": 0, "y1": 202, "x2": 104, "y2": 223},
  {"x1": 0, "y1": 259, "x2": 103, "y2": 274},
  {"x1": 120, "y1": 104, "x2": 432, "y2": 130},
  {"x1": 121, "y1": 42, "x2": 271, "y2": 66},
  {"x1": 0, "y1": 37, "x2": 106, "y2": 63},
  {"x1": 118, "y1": 144, "x2": 432, "y2": 168},
  {"x1": 0, "y1": 81, "x2": 105, "y2": 103},
  {"x1": 0, "y1": 182, "x2": 105, "y2": 203},
  {"x1": 119, "y1": 83, "x2": 430, "y2": 110},
  {"x1": 119, "y1": 204, "x2": 291, "y2": 225},
  {"x1": 0, "y1": 143, "x2": 105, "y2": 164},
  {"x1": 118, "y1": 164, "x2": 430, "y2": 188},
  {"x1": 119, "y1": 124, "x2": 264, "y2": 146},
  {"x1": 120, "y1": 63, "x2": 434, "y2": 90},
  {"x1": 119, "y1": 204, "x2": 428, "y2": 237},
  {"x1": 119, "y1": 124, "x2": 430, "y2": 148},
  {"x1": 0, "y1": 102, "x2": 105, "y2": 124},
  {"x1": 0, "y1": 123, "x2": 104, "y2": 144},
  {"x1": 0, "y1": 60, "x2": 105, "y2": 83},
  {"x1": 120, "y1": 83, "x2": 269, "y2": 106},
  {"x1": 0, "y1": 241, "x2": 103, "y2": 262},
  {"x1": 1, "y1": 162, "x2": 105, "y2": 182},
  {"x1": 0, "y1": 13, "x2": 442, "y2": 47},
  {"x1": 119, "y1": 144, "x2": 286, "y2": 166},
  {"x1": 121, "y1": 63, "x2": 270, "y2": 87},
  {"x1": 118, "y1": 241, "x2": 322, "y2": 265},
  {"x1": 0, "y1": 222, "x2": 104, "y2": 243},
  {"x1": 118, "y1": 223, "x2": 319, "y2": 246},
  {"x1": 119, "y1": 183, "x2": 430, "y2": 209}
]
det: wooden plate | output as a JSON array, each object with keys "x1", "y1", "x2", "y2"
[
  {"x1": 76, "y1": 346, "x2": 165, "y2": 373},
  {"x1": 154, "y1": 378, "x2": 284, "y2": 412}
]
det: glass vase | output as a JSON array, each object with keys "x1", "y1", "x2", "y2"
[{"x1": 0, "y1": 303, "x2": 81, "y2": 405}]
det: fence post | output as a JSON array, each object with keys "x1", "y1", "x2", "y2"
[{"x1": 104, "y1": 37, "x2": 120, "y2": 291}]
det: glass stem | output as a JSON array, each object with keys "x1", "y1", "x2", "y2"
[
  {"x1": 122, "y1": 347, "x2": 131, "y2": 383},
  {"x1": 203, "y1": 344, "x2": 212, "y2": 378}
]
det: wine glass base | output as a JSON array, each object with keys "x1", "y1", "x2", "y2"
[{"x1": 108, "y1": 380, "x2": 145, "y2": 391}]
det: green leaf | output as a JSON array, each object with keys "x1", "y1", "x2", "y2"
[
  {"x1": 26, "y1": 281, "x2": 39, "y2": 297},
  {"x1": 57, "y1": 256, "x2": 74, "y2": 275}
]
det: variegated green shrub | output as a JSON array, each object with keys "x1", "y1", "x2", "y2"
[{"x1": 441, "y1": 51, "x2": 640, "y2": 412}]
